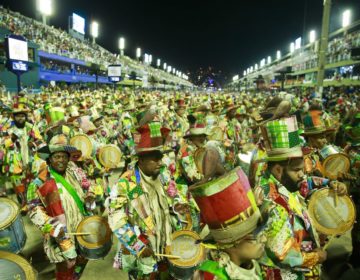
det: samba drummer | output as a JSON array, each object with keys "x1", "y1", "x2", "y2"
[
  {"x1": 0, "y1": 97, "x2": 43, "y2": 210},
  {"x1": 190, "y1": 168, "x2": 265, "y2": 280},
  {"x1": 26, "y1": 134, "x2": 97, "y2": 280},
  {"x1": 178, "y1": 113, "x2": 225, "y2": 186},
  {"x1": 254, "y1": 115, "x2": 348, "y2": 280},
  {"x1": 106, "y1": 122, "x2": 194, "y2": 279}
]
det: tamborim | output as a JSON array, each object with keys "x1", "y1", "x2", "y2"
[
  {"x1": 0, "y1": 197, "x2": 26, "y2": 253},
  {"x1": 319, "y1": 145, "x2": 350, "y2": 179},
  {"x1": 97, "y1": 145, "x2": 122, "y2": 169},
  {"x1": 0, "y1": 251, "x2": 37, "y2": 280},
  {"x1": 308, "y1": 188, "x2": 356, "y2": 235},
  {"x1": 75, "y1": 216, "x2": 112, "y2": 260},
  {"x1": 165, "y1": 230, "x2": 204, "y2": 280},
  {"x1": 70, "y1": 134, "x2": 93, "y2": 160}
]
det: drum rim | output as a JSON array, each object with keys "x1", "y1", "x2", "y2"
[
  {"x1": 0, "y1": 251, "x2": 37, "y2": 280},
  {"x1": 308, "y1": 188, "x2": 356, "y2": 235},
  {"x1": 0, "y1": 197, "x2": 20, "y2": 230},
  {"x1": 76, "y1": 216, "x2": 112, "y2": 249},
  {"x1": 190, "y1": 167, "x2": 242, "y2": 197},
  {"x1": 165, "y1": 230, "x2": 204, "y2": 267},
  {"x1": 322, "y1": 153, "x2": 351, "y2": 180},
  {"x1": 98, "y1": 144, "x2": 122, "y2": 168},
  {"x1": 69, "y1": 134, "x2": 93, "y2": 159}
]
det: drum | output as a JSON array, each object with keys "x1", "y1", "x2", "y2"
[
  {"x1": 70, "y1": 134, "x2": 93, "y2": 160},
  {"x1": 165, "y1": 230, "x2": 204, "y2": 280},
  {"x1": 75, "y1": 216, "x2": 112, "y2": 260},
  {"x1": 0, "y1": 198, "x2": 26, "y2": 253},
  {"x1": 208, "y1": 127, "x2": 224, "y2": 141},
  {"x1": 189, "y1": 167, "x2": 260, "y2": 244},
  {"x1": 308, "y1": 188, "x2": 356, "y2": 235},
  {"x1": 0, "y1": 251, "x2": 37, "y2": 280},
  {"x1": 97, "y1": 145, "x2": 122, "y2": 169},
  {"x1": 319, "y1": 145, "x2": 350, "y2": 179}
]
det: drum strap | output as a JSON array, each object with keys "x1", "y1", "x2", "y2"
[{"x1": 50, "y1": 169, "x2": 88, "y2": 216}]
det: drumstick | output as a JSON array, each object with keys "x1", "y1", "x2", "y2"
[{"x1": 155, "y1": 253, "x2": 181, "y2": 259}]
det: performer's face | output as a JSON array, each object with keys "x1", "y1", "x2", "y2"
[
  {"x1": 138, "y1": 151, "x2": 164, "y2": 179},
  {"x1": 176, "y1": 108, "x2": 185, "y2": 117},
  {"x1": 308, "y1": 134, "x2": 327, "y2": 149},
  {"x1": 189, "y1": 134, "x2": 206, "y2": 148},
  {"x1": 49, "y1": 152, "x2": 69, "y2": 174},
  {"x1": 281, "y1": 158, "x2": 305, "y2": 192},
  {"x1": 13, "y1": 113, "x2": 27, "y2": 128},
  {"x1": 226, "y1": 233, "x2": 266, "y2": 262}
]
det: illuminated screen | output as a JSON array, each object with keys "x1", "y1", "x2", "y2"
[
  {"x1": 8, "y1": 37, "x2": 28, "y2": 61},
  {"x1": 72, "y1": 13, "x2": 85, "y2": 35},
  {"x1": 108, "y1": 65, "x2": 122, "y2": 77}
]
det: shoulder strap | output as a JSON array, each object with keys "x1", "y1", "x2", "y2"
[{"x1": 50, "y1": 169, "x2": 87, "y2": 216}]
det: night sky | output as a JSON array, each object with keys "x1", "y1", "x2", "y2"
[{"x1": 1, "y1": 0, "x2": 359, "y2": 83}]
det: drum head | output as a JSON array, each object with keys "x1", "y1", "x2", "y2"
[
  {"x1": 0, "y1": 251, "x2": 37, "y2": 280},
  {"x1": 323, "y1": 153, "x2": 350, "y2": 180},
  {"x1": 0, "y1": 198, "x2": 19, "y2": 230},
  {"x1": 98, "y1": 145, "x2": 122, "y2": 169},
  {"x1": 70, "y1": 134, "x2": 93, "y2": 160},
  {"x1": 76, "y1": 216, "x2": 112, "y2": 249},
  {"x1": 165, "y1": 230, "x2": 204, "y2": 267},
  {"x1": 308, "y1": 188, "x2": 356, "y2": 235},
  {"x1": 194, "y1": 147, "x2": 206, "y2": 174},
  {"x1": 208, "y1": 127, "x2": 224, "y2": 141}
]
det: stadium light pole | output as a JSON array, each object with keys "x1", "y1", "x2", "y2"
[
  {"x1": 157, "y1": 58, "x2": 161, "y2": 68},
  {"x1": 119, "y1": 37, "x2": 125, "y2": 56},
  {"x1": 163, "y1": 62, "x2": 167, "y2": 70},
  {"x1": 90, "y1": 21, "x2": 99, "y2": 44},
  {"x1": 136, "y1": 48, "x2": 141, "y2": 61},
  {"x1": 37, "y1": 0, "x2": 52, "y2": 25},
  {"x1": 316, "y1": 0, "x2": 332, "y2": 98}
]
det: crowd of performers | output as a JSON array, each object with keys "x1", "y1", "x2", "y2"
[{"x1": 0, "y1": 85, "x2": 359, "y2": 280}]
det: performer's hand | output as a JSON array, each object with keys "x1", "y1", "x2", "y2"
[
  {"x1": 314, "y1": 248, "x2": 327, "y2": 264},
  {"x1": 174, "y1": 203, "x2": 190, "y2": 215},
  {"x1": 65, "y1": 258, "x2": 77, "y2": 269},
  {"x1": 330, "y1": 181, "x2": 347, "y2": 196},
  {"x1": 139, "y1": 247, "x2": 153, "y2": 258}
]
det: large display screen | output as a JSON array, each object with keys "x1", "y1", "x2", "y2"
[
  {"x1": 8, "y1": 37, "x2": 28, "y2": 62},
  {"x1": 108, "y1": 65, "x2": 122, "y2": 77},
  {"x1": 72, "y1": 13, "x2": 85, "y2": 35}
]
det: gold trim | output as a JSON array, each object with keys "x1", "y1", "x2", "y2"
[
  {"x1": 165, "y1": 230, "x2": 204, "y2": 267},
  {"x1": 0, "y1": 197, "x2": 20, "y2": 230},
  {"x1": 308, "y1": 188, "x2": 356, "y2": 235},
  {"x1": 0, "y1": 251, "x2": 37, "y2": 280},
  {"x1": 76, "y1": 216, "x2": 112, "y2": 249}
]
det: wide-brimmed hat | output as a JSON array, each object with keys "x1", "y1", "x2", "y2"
[
  {"x1": 183, "y1": 113, "x2": 210, "y2": 139},
  {"x1": 301, "y1": 110, "x2": 327, "y2": 136},
  {"x1": 134, "y1": 122, "x2": 171, "y2": 155},
  {"x1": 11, "y1": 102, "x2": 30, "y2": 114},
  {"x1": 261, "y1": 115, "x2": 303, "y2": 161},
  {"x1": 37, "y1": 134, "x2": 81, "y2": 161}
]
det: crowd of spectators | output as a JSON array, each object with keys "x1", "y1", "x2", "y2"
[{"x1": 0, "y1": 6, "x2": 192, "y2": 87}]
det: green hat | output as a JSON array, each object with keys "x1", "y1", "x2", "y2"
[{"x1": 261, "y1": 116, "x2": 303, "y2": 161}]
